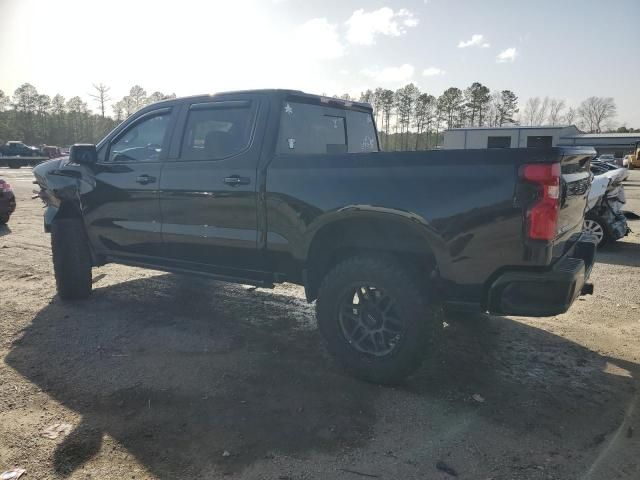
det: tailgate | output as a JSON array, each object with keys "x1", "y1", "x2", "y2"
[{"x1": 555, "y1": 148, "x2": 593, "y2": 246}]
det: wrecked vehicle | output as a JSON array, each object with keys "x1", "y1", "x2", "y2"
[
  {"x1": 584, "y1": 163, "x2": 631, "y2": 247},
  {"x1": 0, "y1": 178, "x2": 16, "y2": 224},
  {"x1": 33, "y1": 89, "x2": 597, "y2": 383}
]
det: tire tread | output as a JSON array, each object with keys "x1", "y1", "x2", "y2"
[
  {"x1": 316, "y1": 254, "x2": 438, "y2": 384},
  {"x1": 51, "y1": 218, "x2": 92, "y2": 300}
]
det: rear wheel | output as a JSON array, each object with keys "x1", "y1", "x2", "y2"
[
  {"x1": 316, "y1": 254, "x2": 439, "y2": 384},
  {"x1": 51, "y1": 218, "x2": 92, "y2": 300},
  {"x1": 584, "y1": 213, "x2": 610, "y2": 247}
]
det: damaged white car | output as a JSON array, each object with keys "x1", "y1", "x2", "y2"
[{"x1": 584, "y1": 161, "x2": 631, "y2": 247}]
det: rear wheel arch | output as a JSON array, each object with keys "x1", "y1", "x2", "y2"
[{"x1": 304, "y1": 216, "x2": 440, "y2": 301}]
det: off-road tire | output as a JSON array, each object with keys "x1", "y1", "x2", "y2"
[
  {"x1": 51, "y1": 218, "x2": 92, "y2": 300},
  {"x1": 316, "y1": 254, "x2": 439, "y2": 385},
  {"x1": 0, "y1": 214, "x2": 9, "y2": 224}
]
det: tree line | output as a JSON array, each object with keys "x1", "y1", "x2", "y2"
[
  {"x1": 0, "y1": 83, "x2": 175, "y2": 148},
  {"x1": 349, "y1": 83, "x2": 519, "y2": 150},
  {"x1": 346, "y1": 84, "x2": 622, "y2": 151},
  {"x1": 0, "y1": 81, "x2": 628, "y2": 151}
]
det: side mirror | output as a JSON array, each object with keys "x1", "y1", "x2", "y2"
[{"x1": 69, "y1": 144, "x2": 97, "y2": 165}]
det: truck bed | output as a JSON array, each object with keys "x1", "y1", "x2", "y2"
[{"x1": 265, "y1": 146, "x2": 594, "y2": 305}]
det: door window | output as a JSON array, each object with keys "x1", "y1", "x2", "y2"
[
  {"x1": 180, "y1": 103, "x2": 255, "y2": 161},
  {"x1": 109, "y1": 112, "x2": 171, "y2": 162}
]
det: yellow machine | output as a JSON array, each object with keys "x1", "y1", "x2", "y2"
[{"x1": 628, "y1": 144, "x2": 640, "y2": 169}]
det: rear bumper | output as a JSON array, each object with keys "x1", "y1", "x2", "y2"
[{"x1": 486, "y1": 234, "x2": 597, "y2": 317}]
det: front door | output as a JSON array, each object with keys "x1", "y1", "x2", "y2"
[
  {"x1": 83, "y1": 108, "x2": 174, "y2": 259},
  {"x1": 158, "y1": 97, "x2": 265, "y2": 277}
]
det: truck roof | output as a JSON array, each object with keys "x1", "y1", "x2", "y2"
[{"x1": 149, "y1": 89, "x2": 373, "y2": 112}]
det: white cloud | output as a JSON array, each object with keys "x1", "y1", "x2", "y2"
[
  {"x1": 422, "y1": 67, "x2": 446, "y2": 76},
  {"x1": 496, "y1": 47, "x2": 517, "y2": 63},
  {"x1": 457, "y1": 34, "x2": 487, "y2": 48},
  {"x1": 361, "y1": 64, "x2": 415, "y2": 83},
  {"x1": 345, "y1": 7, "x2": 418, "y2": 46},
  {"x1": 293, "y1": 18, "x2": 345, "y2": 59}
]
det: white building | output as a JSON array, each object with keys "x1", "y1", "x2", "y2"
[
  {"x1": 443, "y1": 125, "x2": 581, "y2": 150},
  {"x1": 443, "y1": 126, "x2": 640, "y2": 159}
]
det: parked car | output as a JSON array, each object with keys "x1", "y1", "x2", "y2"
[
  {"x1": 584, "y1": 164, "x2": 630, "y2": 247},
  {"x1": 0, "y1": 141, "x2": 43, "y2": 168},
  {"x1": 596, "y1": 153, "x2": 628, "y2": 168},
  {"x1": 0, "y1": 141, "x2": 41, "y2": 157},
  {"x1": 33, "y1": 89, "x2": 597, "y2": 384},
  {"x1": 591, "y1": 159, "x2": 630, "y2": 181},
  {"x1": 41, "y1": 145, "x2": 62, "y2": 159},
  {"x1": 0, "y1": 178, "x2": 16, "y2": 224}
]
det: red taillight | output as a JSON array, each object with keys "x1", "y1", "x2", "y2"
[{"x1": 521, "y1": 163, "x2": 560, "y2": 241}]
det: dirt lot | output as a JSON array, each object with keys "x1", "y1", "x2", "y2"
[{"x1": 0, "y1": 166, "x2": 639, "y2": 480}]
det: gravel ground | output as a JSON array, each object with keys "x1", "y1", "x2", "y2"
[{"x1": 0, "y1": 166, "x2": 639, "y2": 480}]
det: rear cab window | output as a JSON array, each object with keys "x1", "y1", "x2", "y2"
[{"x1": 277, "y1": 98, "x2": 378, "y2": 154}]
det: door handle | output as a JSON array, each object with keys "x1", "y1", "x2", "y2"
[
  {"x1": 136, "y1": 174, "x2": 156, "y2": 185},
  {"x1": 224, "y1": 175, "x2": 250, "y2": 186}
]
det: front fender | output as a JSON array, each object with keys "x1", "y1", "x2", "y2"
[{"x1": 33, "y1": 158, "x2": 95, "y2": 231}]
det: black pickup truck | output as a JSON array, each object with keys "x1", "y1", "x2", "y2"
[{"x1": 33, "y1": 89, "x2": 597, "y2": 383}]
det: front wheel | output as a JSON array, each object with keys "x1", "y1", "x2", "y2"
[
  {"x1": 7, "y1": 160, "x2": 21, "y2": 169},
  {"x1": 316, "y1": 254, "x2": 439, "y2": 384},
  {"x1": 584, "y1": 213, "x2": 610, "y2": 247},
  {"x1": 51, "y1": 218, "x2": 93, "y2": 300}
]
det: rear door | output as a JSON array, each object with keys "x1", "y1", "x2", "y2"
[{"x1": 158, "y1": 95, "x2": 266, "y2": 277}]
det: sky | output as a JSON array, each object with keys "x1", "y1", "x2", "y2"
[{"x1": 1, "y1": 0, "x2": 639, "y2": 126}]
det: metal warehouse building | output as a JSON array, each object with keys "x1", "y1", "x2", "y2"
[
  {"x1": 443, "y1": 126, "x2": 640, "y2": 157},
  {"x1": 558, "y1": 132, "x2": 640, "y2": 157}
]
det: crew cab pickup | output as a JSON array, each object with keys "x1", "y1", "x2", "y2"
[
  {"x1": 0, "y1": 141, "x2": 43, "y2": 168},
  {"x1": 33, "y1": 89, "x2": 597, "y2": 383}
]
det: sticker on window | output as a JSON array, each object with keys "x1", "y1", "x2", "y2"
[
  {"x1": 287, "y1": 138, "x2": 296, "y2": 149},
  {"x1": 361, "y1": 136, "x2": 375, "y2": 151},
  {"x1": 284, "y1": 103, "x2": 293, "y2": 115}
]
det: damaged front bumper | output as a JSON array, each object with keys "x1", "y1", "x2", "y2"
[
  {"x1": 609, "y1": 211, "x2": 630, "y2": 241},
  {"x1": 486, "y1": 234, "x2": 597, "y2": 317}
]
